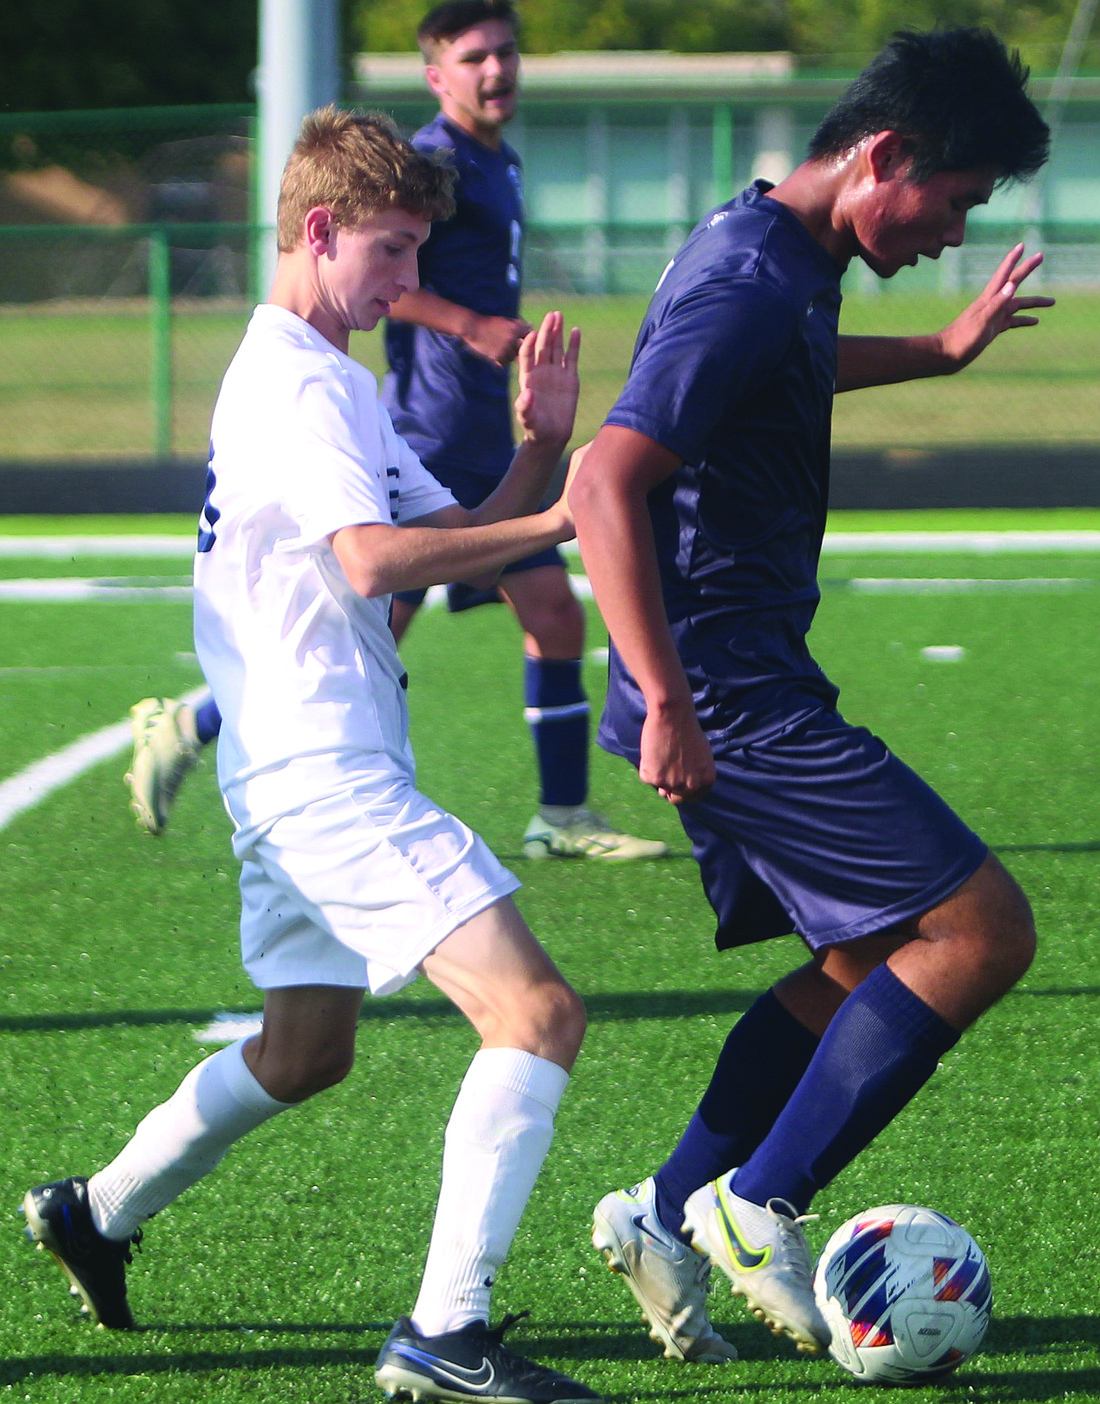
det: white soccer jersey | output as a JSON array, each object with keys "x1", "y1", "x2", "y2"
[{"x1": 193, "y1": 305, "x2": 456, "y2": 840}]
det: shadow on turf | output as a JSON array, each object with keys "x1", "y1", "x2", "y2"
[
  {"x1": 0, "y1": 988, "x2": 765, "y2": 1035},
  {"x1": 10, "y1": 967, "x2": 1100, "y2": 1034},
  {"x1": 993, "y1": 840, "x2": 1100, "y2": 854},
  {"x1": 5, "y1": 1316, "x2": 1100, "y2": 1399}
]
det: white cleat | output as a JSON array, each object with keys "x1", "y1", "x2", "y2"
[
  {"x1": 683, "y1": 1171, "x2": 830, "y2": 1354},
  {"x1": 125, "y1": 697, "x2": 201, "y2": 834},
  {"x1": 522, "y1": 808, "x2": 668, "y2": 861},
  {"x1": 592, "y1": 1178, "x2": 737, "y2": 1363}
]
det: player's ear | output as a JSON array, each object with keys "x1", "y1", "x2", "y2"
[
  {"x1": 866, "y1": 131, "x2": 908, "y2": 184},
  {"x1": 423, "y1": 63, "x2": 447, "y2": 102},
  {"x1": 303, "y1": 206, "x2": 336, "y2": 255}
]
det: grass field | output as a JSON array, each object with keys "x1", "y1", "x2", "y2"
[
  {"x1": 2, "y1": 512, "x2": 1099, "y2": 1403},
  {"x1": 2, "y1": 283, "x2": 1097, "y2": 460}
]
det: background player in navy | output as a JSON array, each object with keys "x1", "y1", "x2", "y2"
[
  {"x1": 381, "y1": 0, "x2": 669, "y2": 862},
  {"x1": 574, "y1": 27, "x2": 1051, "y2": 1363}
]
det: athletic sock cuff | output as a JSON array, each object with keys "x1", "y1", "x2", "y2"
[
  {"x1": 462, "y1": 1047, "x2": 569, "y2": 1114},
  {"x1": 760, "y1": 987, "x2": 822, "y2": 1056},
  {"x1": 220, "y1": 1038, "x2": 295, "y2": 1113},
  {"x1": 861, "y1": 963, "x2": 961, "y2": 1058},
  {"x1": 523, "y1": 655, "x2": 585, "y2": 708}
]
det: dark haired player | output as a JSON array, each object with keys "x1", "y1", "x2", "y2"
[
  {"x1": 575, "y1": 27, "x2": 1052, "y2": 1363},
  {"x1": 381, "y1": 0, "x2": 669, "y2": 862}
]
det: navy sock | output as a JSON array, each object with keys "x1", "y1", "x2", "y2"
[
  {"x1": 654, "y1": 990, "x2": 819, "y2": 1240},
  {"x1": 194, "y1": 696, "x2": 222, "y2": 746},
  {"x1": 734, "y1": 963, "x2": 960, "y2": 1214},
  {"x1": 523, "y1": 656, "x2": 588, "y2": 807}
]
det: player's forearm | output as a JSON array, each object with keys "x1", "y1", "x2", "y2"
[
  {"x1": 572, "y1": 478, "x2": 694, "y2": 715},
  {"x1": 836, "y1": 334, "x2": 952, "y2": 392},
  {"x1": 386, "y1": 287, "x2": 477, "y2": 341},
  {"x1": 333, "y1": 513, "x2": 569, "y2": 598},
  {"x1": 466, "y1": 438, "x2": 567, "y2": 527}
]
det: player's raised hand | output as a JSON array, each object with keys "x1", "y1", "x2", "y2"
[
  {"x1": 514, "y1": 310, "x2": 581, "y2": 449},
  {"x1": 937, "y1": 244, "x2": 1055, "y2": 371}
]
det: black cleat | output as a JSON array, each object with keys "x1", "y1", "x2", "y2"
[
  {"x1": 375, "y1": 1311, "x2": 600, "y2": 1402},
  {"x1": 23, "y1": 1175, "x2": 142, "y2": 1329}
]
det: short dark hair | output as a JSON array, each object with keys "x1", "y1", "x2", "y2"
[
  {"x1": 809, "y1": 27, "x2": 1049, "y2": 184},
  {"x1": 417, "y1": 0, "x2": 519, "y2": 57}
]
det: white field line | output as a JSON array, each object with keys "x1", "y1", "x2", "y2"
[
  {"x1": 194, "y1": 1012, "x2": 264, "y2": 1044},
  {"x1": 570, "y1": 531, "x2": 1100, "y2": 556},
  {"x1": 823, "y1": 530, "x2": 1100, "y2": 554},
  {"x1": 847, "y1": 577, "x2": 1091, "y2": 594},
  {"x1": 0, "y1": 527, "x2": 1094, "y2": 826},
  {"x1": 1, "y1": 529, "x2": 1100, "y2": 560},
  {"x1": 0, "y1": 684, "x2": 208, "y2": 834},
  {"x1": 0, "y1": 576, "x2": 593, "y2": 605},
  {"x1": 0, "y1": 572, "x2": 1082, "y2": 605},
  {"x1": 0, "y1": 578, "x2": 192, "y2": 601},
  {"x1": 0, "y1": 535, "x2": 197, "y2": 558}
]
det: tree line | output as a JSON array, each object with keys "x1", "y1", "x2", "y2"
[{"x1": 1, "y1": 0, "x2": 1090, "y2": 112}]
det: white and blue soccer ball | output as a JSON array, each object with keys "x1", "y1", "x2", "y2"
[{"x1": 813, "y1": 1204, "x2": 992, "y2": 1386}]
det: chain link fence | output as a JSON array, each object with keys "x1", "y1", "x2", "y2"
[{"x1": 1, "y1": 105, "x2": 1098, "y2": 473}]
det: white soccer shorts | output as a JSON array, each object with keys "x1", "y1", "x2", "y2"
[{"x1": 236, "y1": 779, "x2": 520, "y2": 995}]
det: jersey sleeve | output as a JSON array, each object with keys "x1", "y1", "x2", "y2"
[
  {"x1": 278, "y1": 369, "x2": 393, "y2": 549},
  {"x1": 606, "y1": 277, "x2": 801, "y2": 465},
  {"x1": 378, "y1": 403, "x2": 458, "y2": 524}
]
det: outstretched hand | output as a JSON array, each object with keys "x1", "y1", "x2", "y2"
[
  {"x1": 938, "y1": 244, "x2": 1055, "y2": 371},
  {"x1": 513, "y1": 311, "x2": 581, "y2": 449}
]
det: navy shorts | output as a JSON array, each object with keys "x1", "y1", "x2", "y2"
[
  {"x1": 678, "y1": 702, "x2": 987, "y2": 952},
  {"x1": 395, "y1": 460, "x2": 566, "y2": 610}
]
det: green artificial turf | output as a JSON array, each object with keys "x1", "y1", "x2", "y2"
[{"x1": 1, "y1": 525, "x2": 1098, "y2": 1402}]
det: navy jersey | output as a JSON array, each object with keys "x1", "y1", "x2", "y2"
[
  {"x1": 599, "y1": 181, "x2": 845, "y2": 761},
  {"x1": 381, "y1": 114, "x2": 523, "y2": 480}
]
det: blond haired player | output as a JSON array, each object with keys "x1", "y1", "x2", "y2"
[{"x1": 25, "y1": 106, "x2": 596, "y2": 1404}]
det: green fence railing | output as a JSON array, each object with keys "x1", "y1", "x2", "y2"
[{"x1": 2, "y1": 220, "x2": 1099, "y2": 463}]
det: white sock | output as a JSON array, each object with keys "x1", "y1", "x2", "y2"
[
  {"x1": 87, "y1": 1039, "x2": 291, "y2": 1240},
  {"x1": 411, "y1": 1047, "x2": 569, "y2": 1337}
]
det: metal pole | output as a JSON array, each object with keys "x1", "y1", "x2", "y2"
[
  {"x1": 255, "y1": 0, "x2": 341, "y2": 298},
  {"x1": 711, "y1": 103, "x2": 733, "y2": 204},
  {"x1": 149, "y1": 229, "x2": 172, "y2": 460},
  {"x1": 1023, "y1": 0, "x2": 1100, "y2": 248},
  {"x1": 1047, "y1": 0, "x2": 1100, "y2": 144}
]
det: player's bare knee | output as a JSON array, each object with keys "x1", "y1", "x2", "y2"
[
  {"x1": 949, "y1": 877, "x2": 1035, "y2": 1003},
  {"x1": 285, "y1": 1051, "x2": 355, "y2": 1101},
  {"x1": 502, "y1": 978, "x2": 586, "y2": 1065},
  {"x1": 253, "y1": 1040, "x2": 356, "y2": 1102},
  {"x1": 523, "y1": 594, "x2": 585, "y2": 657},
  {"x1": 313, "y1": 1042, "x2": 358, "y2": 1091},
  {"x1": 976, "y1": 862, "x2": 1036, "y2": 987},
  {"x1": 995, "y1": 883, "x2": 1036, "y2": 985},
  {"x1": 540, "y1": 979, "x2": 587, "y2": 1061}
]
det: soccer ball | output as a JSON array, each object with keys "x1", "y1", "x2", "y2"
[{"x1": 813, "y1": 1204, "x2": 992, "y2": 1385}]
